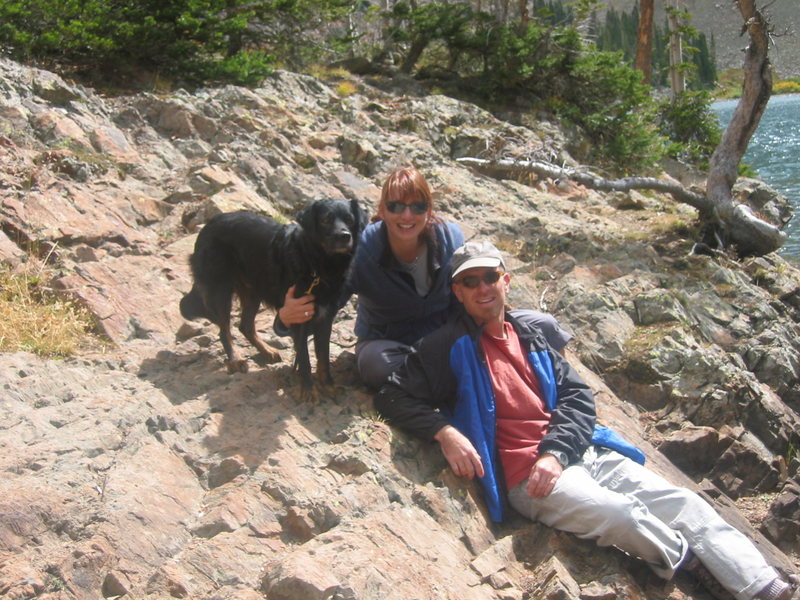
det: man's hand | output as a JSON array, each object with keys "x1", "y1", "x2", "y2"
[
  {"x1": 277, "y1": 285, "x2": 315, "y2": 326},
  {"x1": 526, "y1": 453, "x2": 564, "y2": 498},
  {"x1": 434, "y1": 425, "x2": 485, "y2": 479}
]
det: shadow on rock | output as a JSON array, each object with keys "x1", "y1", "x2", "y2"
[
  {"x1": 137, "y1": 347, "x2": 367, "y2": 479},
  {"x1": 138, "y1": 348, "x2": 233, "y2": 404}
]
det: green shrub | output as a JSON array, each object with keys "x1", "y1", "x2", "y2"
[
  {"x1": 478, "y1": 23, "x2": 582, "y2": 98},
  {"x1": 657, "y1": 89, "x2": 721, "y2": 167},
  {"x1": 384, "y1": 1, "x2": 476, "y2": 74},
  {"x1": 557, "y1": 50, "x2": 663, "y2": 171},
  {"x1": 1, "y1": 0, "x2": 716, "y2": 173},
  {"x1": 390, "y1": 7, "x2": 661, "y2": 171},
  {"x1": 773, "y1": 79, "x2": 800, "y2": 94},
  {"x1": 0, "y1": 0, "x2": 359, "y2": 86},
  {"x1": 202, "y1": 50, "x2": 274, "y2": 86}
]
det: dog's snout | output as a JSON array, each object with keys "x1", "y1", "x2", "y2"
[{"x1": 323, "y1": 211, "x2": 357, "y2": 255}]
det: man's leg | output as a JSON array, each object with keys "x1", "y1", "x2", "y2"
[
  {"x1": 588, "y1": 448, "x2": 781, "y2": 600},
  {"x1": 508, "y1": 446, "x2": 686, "y2": 580},
  {"x1": 509, "y1": 446, "x2": 784, "y2": 600},
  {"x1": 355, "y1": 339, "x2": 413, "y2": 389}
]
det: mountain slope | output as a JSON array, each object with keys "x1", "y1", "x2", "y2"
[{"x1": 0, "y1": 57, "x2": 798, "y2": 599}]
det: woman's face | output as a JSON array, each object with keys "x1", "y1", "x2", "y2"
[{"x1": 379, "y1": 192, "x2": 430, "y2": 245}]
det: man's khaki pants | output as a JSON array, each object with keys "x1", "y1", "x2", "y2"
[{"x1": 509, "y1": 446, "x2": 779, "y2": 600}]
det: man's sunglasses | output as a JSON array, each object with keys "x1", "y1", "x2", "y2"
[
  {"x1": 455, "y1": 270, "x2": 503, "y2": 288},
  {"x1": 386, "y1": 201, "x2": 429, "y2": 215}
]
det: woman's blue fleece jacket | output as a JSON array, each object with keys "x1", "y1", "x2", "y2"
[
  {"x1": 274, "y1": 220, "x2": 463, "y2": 345},
  {"x1": 344, "y1": 220, "x2": 463, "y2": 345}
]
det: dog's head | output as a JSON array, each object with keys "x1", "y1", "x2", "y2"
[{"x1": 297, "y1": 198, "x2": 368, "y2": 256}]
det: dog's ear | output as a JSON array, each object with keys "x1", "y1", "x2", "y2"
[
  {"x1": 296, "y1": 201, "x2": 318, "y2": 235},
  {"x1": 349, "y1": 198, "x2": 369, "y2": 237}
]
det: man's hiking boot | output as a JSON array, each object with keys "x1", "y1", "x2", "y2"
[
  {"x1": 682, "y1": 552, "x2": 734, "y2": 600},
  {"x1": 682, "y1": 550, "x2": 796, "y2": 600},
  {"x1": 756, "y1": 578, "x2": 795, "y2": 600}
]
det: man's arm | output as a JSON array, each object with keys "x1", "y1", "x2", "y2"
[
  {"x1": 375, "y1": 331, "x2": 483, "y2": 478},
  {"x1": 373, "y1": 345, "x2": 450, "y2": 442},
  {"x1": 434, "y1": 425, "x2": 484, "y2": 479},
  {"x1": 377, "y1": 381, "x2": 484, "y2": 480}
]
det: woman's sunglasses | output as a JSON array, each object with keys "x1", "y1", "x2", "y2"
[
  {"x1": 386, "y1": 201, "x2": 429, "y2": 215},
  {"x1": 455, "y1": 270, "x2": 503, "y2": 289}
]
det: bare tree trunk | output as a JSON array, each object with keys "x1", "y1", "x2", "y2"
[
  {"x1": 400, "y1": 36, "x2": 430, "y2": 74},
  {"x1": 456, "y1": 153, "x2": 785, "y2": 256},
  {"x1": 705, "y1": 0, "x2": 783, "y2": 256},
  {"x1": 634, "y1": 0, "x2": 655, "y2": 84},
  {"x1": 500, "y1": 0, "x2": 510, "y2": 24},
  {"x1": 372, "y1": 0, "x2": 396, "y2": 66},
  {"x1": 667, "y1": 0, "x2": 686, "y2": 97}
]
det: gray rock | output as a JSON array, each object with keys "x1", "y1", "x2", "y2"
[
  {"x1": 633, "y1": 288, "x2": 689, "y2": 326},
  {"x1": 762, "y1": 482, "x2": 800, "y2": 552}
]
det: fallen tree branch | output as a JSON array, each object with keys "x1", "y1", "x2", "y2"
[
  {"x1": 456, "y1": 156, "x2": 708, "y2": 209},
  {"x1": 456, "y1": 155, "x2": 786, "y2": 256},
  {"x1": 456, "y1": 2, "x2": 788, "y2": 257}
]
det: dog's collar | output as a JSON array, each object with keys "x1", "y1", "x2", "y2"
[{"x1": 305, "y1": 276, "x2": 321, "y2": 295}]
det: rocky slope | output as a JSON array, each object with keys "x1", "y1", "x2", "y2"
[{"x1": 0, "y1": 58, "x2": 799, "y2": 600}]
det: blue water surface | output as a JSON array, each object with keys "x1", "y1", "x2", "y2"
[{"x1": 712, "y1": 95, "x2": 800, "y2": 257}]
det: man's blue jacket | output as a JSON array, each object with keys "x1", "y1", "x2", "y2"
[{"x1": 375, "y1": 309, "x2": 644, "y2": 522}]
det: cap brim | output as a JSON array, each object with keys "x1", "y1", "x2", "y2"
[{"x1": 452, "y1": 257, "x2": 502, "y2": 280}]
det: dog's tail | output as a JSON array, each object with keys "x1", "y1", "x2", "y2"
[{"x1": 179, "y1": 288, "x2": 209, "y2": 321}]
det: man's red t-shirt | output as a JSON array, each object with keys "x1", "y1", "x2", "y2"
[{"x1": 481, "y1": 322, "x2": 551, "y2": 489}]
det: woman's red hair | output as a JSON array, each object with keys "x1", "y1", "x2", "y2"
[{"x1": 374, "y1": 166, "x2": 443, "y2": 227}]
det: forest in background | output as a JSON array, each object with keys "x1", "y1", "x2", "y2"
[
  {"x1": 599, "y1": 0, "x2": 800, "y2": 81},
  {"x1": 0, "y1": 0, "x2": 737, "y2": 174}
]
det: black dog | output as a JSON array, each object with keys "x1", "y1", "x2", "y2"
[{"x1": 180, "y1": 198, "x2": 367, "y2": 397}]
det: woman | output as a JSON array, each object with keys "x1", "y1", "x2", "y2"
[{"x1": 277, "y1": 166, "x2": 570, "y2": 388}]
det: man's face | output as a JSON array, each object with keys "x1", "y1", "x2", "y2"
[{"x1": 452, "y1": 267, "x2": 510, "y2": 326}]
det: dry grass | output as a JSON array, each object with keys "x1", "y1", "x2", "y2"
[{"x1": 0, "y1": 261, "x2": 95, "y2": 357}]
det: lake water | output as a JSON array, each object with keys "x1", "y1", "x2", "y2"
[{"x1": 712, "y1": 95, "x2": 800, "y2": 257}]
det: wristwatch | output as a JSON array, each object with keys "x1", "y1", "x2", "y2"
[{"x1": 545, "y1": 450, "x2": 570, "y2": 468}]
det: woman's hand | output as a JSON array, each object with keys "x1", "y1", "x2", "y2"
[
  {"x1": 434, "y1": 425, "x2": 485, "y2": 479},
  {"x1": 277, "y1": 285, "x2": 315, "y2": 326}
]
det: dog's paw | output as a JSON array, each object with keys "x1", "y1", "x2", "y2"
[
  {"x1": 261, "y1": 349, "x2": 281, "y2": 364},
  {"x1": 297, "y1": 383, "x2": 322, "y2": 403},
  {"x1": 226, "y1": 359, "x2": 249, "y2": 374},
  {"x1": 316, "y1": 378, "x2": 336, "y2": 398}
]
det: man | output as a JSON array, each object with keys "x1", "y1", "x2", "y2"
[{"x1": 375, "y1": 241, "x2": 795, "y2": 600}]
